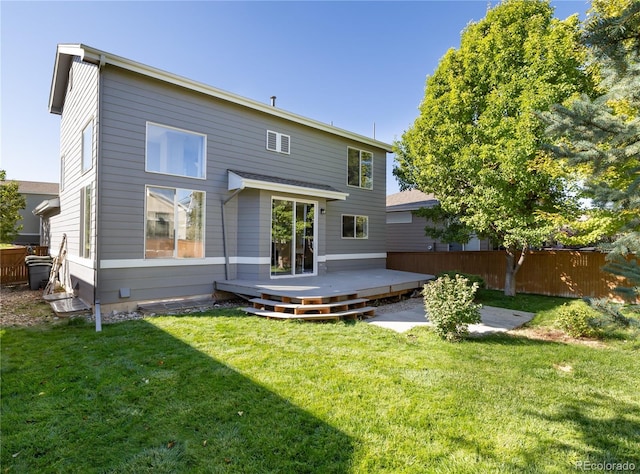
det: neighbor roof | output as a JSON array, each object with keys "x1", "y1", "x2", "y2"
[
  {"x1": 386, "y1": 189, "x2": 438, "y2": 212},
  {"x1": 14, "y1": 181, "x2": 59, "y2": 195},
  {"x1": 49, "y1": 44, "x2": 393, "y2": 153}
]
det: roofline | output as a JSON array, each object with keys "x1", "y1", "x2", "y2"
[{"x1": 49, "y1": 43, "x2": 393, "y2": 152}]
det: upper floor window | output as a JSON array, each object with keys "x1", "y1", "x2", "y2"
[
  {"x1": 82, "y1": 121, "x2": 93, "y2": 173},
  {"x1": 266, "y1": 130, "x2": 290, "y2": 154},
  {"x1": 146, "y1": 123, "x2": 206, "y2": 179},
  {"x1": 347, "y1": 147, "x2": 372, "y2": 189}
]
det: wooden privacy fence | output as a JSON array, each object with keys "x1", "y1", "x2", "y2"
[
  {"x1": 387, "y1": 250, "x2": 637, "y2": 301},
  {"x1": 0, "y1": 246, "x2": 49, "y2": 285}
]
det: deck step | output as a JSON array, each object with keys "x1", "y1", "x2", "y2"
[
  {"x1": 243, "y1": 306, "x2": 376, "y2": 320},
  {"x1": 249, "y1": 297, "x2": 369, "y2": 313},
  {"x1": 260, "y1": 292, "x2": 359, "y2": 305}
]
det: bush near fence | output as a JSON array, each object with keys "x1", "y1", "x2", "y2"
[
  {"x1": 0, "y1": 246, "x2": 50, "y2": 285},
  {"x1": 387, "y1": 250, "x2": 637, "y2": 302}
]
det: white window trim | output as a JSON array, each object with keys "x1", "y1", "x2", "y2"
[
  {"x1": 270, "y1": 196, "x2": 318, "y2": 278},
  {"x1": 346, "y1": 146, "x2": 373, "y2": 190},
  {"x1": 341, "y1": 214, "x2": 369, "y2": 240},
  {"x1": 266, "y1": 130, "x2": 291, "y2": 154},
  {"x1": 80, "y1": 184, "x2": 92, "y2": 258},
  {"x1": 145, "y1": 122, "x2": 207, "y2": 180}
]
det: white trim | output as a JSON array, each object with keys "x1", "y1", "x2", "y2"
[
  {"x1": 67, "y1": 253, "x2": 95, "y2": 268},
  {"x1": 341, "y1": 214, "x2": 369, "y2": 239},
  {"x1": 230, "y1": 256, "x2": 271, "y2": 265},
  {"x1": 325, "y1": 253, "x2": 386, "y2": 261},
  {"x1": 100, "y1": 257, "x2": 225, "y2": 269},
  {"x1": 229, "y1": 171, "x2": 348, "y2": 201},
  {"x1": 50, "y1": 44, "x2": 392, "y2": 152},
  {"x1": 99, "y1": 254, "x2": 387, "y2": 268},
  {"x1": 270, "y1": 197, "x2": 318, "y2": 277}
]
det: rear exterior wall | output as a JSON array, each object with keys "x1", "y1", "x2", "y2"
[{"x1": 94, "y1": 65, "x2": 387, "y2": 306}]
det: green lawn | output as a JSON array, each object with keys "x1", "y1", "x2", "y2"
[{"x1": 2, "y1": 304, "x2": 639, "y2": 473}]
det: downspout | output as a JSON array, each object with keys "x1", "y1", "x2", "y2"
[
  {"x1": 94, "y1": 55, "x2": 105, "y2": 332},
  {"x1": 221, "y1": 188, "x2": 242, "y2": 280}
]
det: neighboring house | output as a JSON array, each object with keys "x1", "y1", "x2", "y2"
[
  {"x1": 12, "y1": 181, "x2": 59, "y2": 246},
  {"x1": 48, "y1": 44, "x2": 392, "y2": 311},
  {"x1": 386, "y1": 190, "x2": 491, "y2": 252}
]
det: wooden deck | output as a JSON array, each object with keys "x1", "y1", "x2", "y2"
[{"x1": 216, "y1": 269, "x2": 433, "y2": 321}]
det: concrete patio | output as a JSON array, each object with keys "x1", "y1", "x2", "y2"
[{"x1": 367, "y1": 298, "x2": 534, "y2": 334}]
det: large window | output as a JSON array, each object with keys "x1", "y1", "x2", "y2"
[
  {"x1": 145, "y1": 186, "x2": 205, "y2": 259},
  {"x1": 146, "y1": 123, "x2": 206, "y2": 179},
  {"x1": 347, "y1": 147, "x2": 373, "y2": 189},
  {"x1": 342, "y1": 214, "x2": 368, "y2": 239},
  {"x1": 80, "y1": 184, "x2": 92, "y2": 258},
  {"x1": 82, "y1": 121, "x2": 93, "y2": 173}
]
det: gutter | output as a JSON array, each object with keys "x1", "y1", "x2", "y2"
[{"x1": 50, "y1": 44, "x2": 393, "y2": 152}]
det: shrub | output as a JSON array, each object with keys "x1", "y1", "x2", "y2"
[
  {"x1": 554, "y1": 301, "x2": 600, "y2": 338},
  {"x1": 423, "y1": 274, "x2": 482, "y2": 341},
  {"x1": 436, "y1": 271, "x2": 486, "y2": 289}
]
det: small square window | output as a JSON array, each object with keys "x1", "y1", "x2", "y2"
[{"x1": 342, "y1": 215, "x2": 368, "y2": 239}]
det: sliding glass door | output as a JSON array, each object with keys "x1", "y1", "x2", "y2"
[{"x1": 271, "y1": 198, "x2": 316, "y2": 277}]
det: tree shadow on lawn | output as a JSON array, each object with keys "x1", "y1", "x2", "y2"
[
  {"x1": 522, "y1": 391, "x2": 640, "y2": 468},
  {"x1": 1, "y1": 320, "x2": 353, "y2": 473},
  {"x1": 458, "y1": 333, "x2": 640, "y2": 468}
]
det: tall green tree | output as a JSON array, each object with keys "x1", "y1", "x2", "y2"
[
  {"x1": 394, "y1": 0, "x2": 591, "y2": 296},
  {"x1": 0, "y1": 170, "x2": 26, "y2": 243},
  {"x1": 543, "y1": 0, "x2": 640, "y2": 300}
]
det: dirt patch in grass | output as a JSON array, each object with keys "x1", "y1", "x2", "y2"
[
  {"x1": 509, "y1": 326, "x2": 607, "y2": 348},
  {"x1": 0, "y1": 283, "x2": 57, "y2": 327}
]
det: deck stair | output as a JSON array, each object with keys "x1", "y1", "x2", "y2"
[{"x1": 243, "y1": 291, "x2": 375, "y2": 320}]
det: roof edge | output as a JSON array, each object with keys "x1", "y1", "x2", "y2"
[{"x1": 49, "y1": 44, "x2": 393, "y2": 152}]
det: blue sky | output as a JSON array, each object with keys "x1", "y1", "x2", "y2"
[{"x1": 1, "y1": 0, "x2": 590, "y2": 195}]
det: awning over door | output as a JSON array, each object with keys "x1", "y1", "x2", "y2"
[{"x1": 228, "y1": 169, "x2": 348, "y2": 201}]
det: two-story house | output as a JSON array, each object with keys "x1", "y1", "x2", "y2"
[{"x1": 48, "y1": 44, "x2": 407, "y2": 313}]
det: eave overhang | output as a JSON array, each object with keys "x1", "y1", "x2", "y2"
[
  {"x1": 33, "y1": 197, "x2": 61, "y2": 216},
  {"x1": 48, "y1": 44, "x2": 393, "y2": 153},
  {"x1": 228, "y1": 170, "x2": 348, "y2": 201}
]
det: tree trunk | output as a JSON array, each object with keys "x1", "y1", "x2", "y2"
[{"x1": 504, "y1": 246, "x2": 527, "y2": 297}]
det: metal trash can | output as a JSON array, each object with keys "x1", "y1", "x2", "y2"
[{"x1": 25, "y1": 255, "x2": 53, "y2": 290}]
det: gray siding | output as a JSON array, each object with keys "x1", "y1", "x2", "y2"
[
  {"x1": 75, "y1": 64, "x2": 387, "y2": 306},
  {"x1": 50, "y1": 58, "x2": 99, "y2": 303},
  {"x1": 387, "y1": 214, "x2": 436, "y2": 252},
  {"x1": 16, "y1": 194, "x2": 56, "y2": 245},
  {"x1": 387, "y1": 212, "x2": 492, "y2": 252}
]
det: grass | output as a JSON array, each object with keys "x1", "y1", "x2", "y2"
[
  {"x1": 475, "y1": 289, "x2": 574, "y2": 314},
  {"x1": 2, "y1": 300, "x2": 639, "y2": 473}
]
